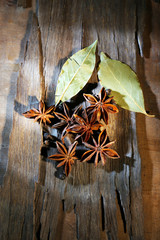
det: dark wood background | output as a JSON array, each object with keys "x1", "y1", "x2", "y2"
[{"x1": 0, "y1": 0, "x2": 159, "y2": 239}]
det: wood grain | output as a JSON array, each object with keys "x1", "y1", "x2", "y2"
[
  {"x1": 0, "y1": 0, "x2": 159, "y2": 240},
  {"x1": 136, "y1": 1, "x2": 160, "y2": 239},
  {"x1": 0, "y1": 5, "x2": 41, "y2": 240},
  {"x1": 34, "y1": 1, "x2": 143, "y2": 239}
]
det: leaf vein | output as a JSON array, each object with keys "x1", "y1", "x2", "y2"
[
  {"x1": 106, "y1": 61, "x2": 146, "y2": 114},
  {"x1": 57, "y1": 42, "x2": 96, "y2": 104}
]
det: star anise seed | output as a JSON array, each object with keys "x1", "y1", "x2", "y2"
[
  {"x1": 67, "y1": 110, "x2": 102, "y2": 142},
  {"x1": 53, "y1": 103, "x2": 82, "y2": 142},
  {"x1": 81, "y1": 129, "x2": 120, "y2": 167},
  {"x1": 83, "y1": 87, "x2": 119, "y2": 125},
  {"x1": 48, "y1": 141, "x2": 78, "y2": 176},
  {"x1": 23, "y1": 100, "x2": 55, "y2": 125}
]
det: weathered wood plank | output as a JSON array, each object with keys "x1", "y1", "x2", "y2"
[
  {"x1": 0, "y1": 5, "x2": 41, "y2": 239},
  {"x1": 17, "y1": 0, "x2": 32, "y2": 8},
  {"x1": 0, "y1": 1, "x2": 31, "y2": 184},
  {"x1": 0, "y1": 0, "x2": 159, "y2": 239},
  {"x1": 137, "y1": 1, "x2": 160, "y2": 239},
  {"x1": 34, "y1": 1, "x2": 144, "y2": 240}
]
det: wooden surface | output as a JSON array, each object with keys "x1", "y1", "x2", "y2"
[
  {"x1": 137, "y1": 1, "x2": 160, "y2": 239},
  {"x1": 0, "y1": 0, "x2": 159, "y2": 240}
]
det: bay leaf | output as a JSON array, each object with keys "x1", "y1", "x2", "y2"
[
  {"x1": 55, "y1": 40, "x2": 97, "y2": 105},
  {"x1": 98, "y1": 52, "x2": 154, "y2": 117}
]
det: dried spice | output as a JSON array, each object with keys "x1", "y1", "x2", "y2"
[
  {"x1": 23, "y1": 100, "x2": 55, "y2": 125},
  {"x1": 67, "y1": 110, "x2": 102, "y2": 142},
  {"x1": 81, "y1": 130, "x2": 120, "y2": 167},
  {"x1": 53, "y1": 103, "x2": 82, "y2": 142},
  {"x1": 48, "y1": 141, "x2": 78, "y2": 176},
  {"x1": 83, "y1": 87, "x2": 119, "y2": 124},
  {"x1": 23, "y1": 88, "x2": 120, "y2": 177},
  {"x1": 22, "y1": 41, "x2": 154, "y2": 178}
]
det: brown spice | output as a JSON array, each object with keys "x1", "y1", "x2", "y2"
[
  {"x1": 67, "y1": 110, "x2": 102, "y2": 142},
  {"x1": 82, "y1": 130, "x2": 120, "y2": 167},
  {"x1": 48, "y1": 141, "x2": 78, "y2": 176},
  {"x1": 83, "y1": 87, "x2": 119, "y2": 125},
  {"x1": 23, "y1": 100, "x2": 55, "y2": 125}
]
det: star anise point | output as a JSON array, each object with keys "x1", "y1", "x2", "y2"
[
  {"x1": 23, "y1": 100, "x2": 55, "y2": 125},
  {"x1": 82, "y1": 130, "x2": 120, "y2": 166},
  {"x1": 67, "y1": 110, "x2": 102, "y2": 142},
  {"x1": 83, "y1": 87, "x2": 119, "y2": 125},
  {"x1": 48, "y1": 141, "x2": 78, "y2": 176}
]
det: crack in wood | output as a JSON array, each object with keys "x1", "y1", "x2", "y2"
[
  {"x1": 107, "y1": 231, "x2": 111, "y2": 240},
  {"x1": 24, "y1": 40, "x2": 29, "y2": 61},
  {"x1": 36, "y1": 223, "x2": 41, "y2": 240},
  {"x1": 62, "y1": 199, "x2": 65, "y2": 212},
  {"x1": 17, "y1": 0, "x2": 32, "y2": 8},
  {"x1": 20, "y1": 211, "x2": 26, "y2": 240},
  {"x1": 43, "y1": 0, "x2": 53, "y2": 76},
  {"x1": 47, "y1": 228, "x2": 50, "y2": 240},
  {"x1": 116, "y1": 189, "x2": 126, "y2": 233},
  {"x1": 34, "y1": 187, "x2": 51, "y2": 240},
  {"x1": 135, "y1": 0, "x2": 145, "y2": 57},
  {"x1": 100, "y1": 195, "x2": 105, "y2": 231},
  {"x1": 7, "y1": 0, "x2": 17, "y2": 7},
  {"x1": 35, "y1": 13, "x2": 46, "y2": 101},
  {"x1": 74, "y1": 204, "x2": 79, "y2": 240}
]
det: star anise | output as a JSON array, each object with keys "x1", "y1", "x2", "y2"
[
  {"x1": 81, "y1": 130, "x2": 120, "y2": 167},
  {"x1": 53, "y1": 103, "x2": 82, "y2": 142},
  {"x1": 83, "y1": 87, "x2": 119, "y2": 125},
  {"x1": 66, "y1": 110, "x2": 102, "y2": 142},
  {"x1": 23, "y1": 100, "x2": 55, "y2": 124},
  {"x1": 48, "y1": 141, "x2": 78, "y2": 176}
]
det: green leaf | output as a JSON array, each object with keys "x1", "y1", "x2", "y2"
[
  {"x1": 98, "y1": 52, "x2": 154, "y2": 117},
  {"x1": 55, "y1": 40, "x2": 97, "y2": 105}
]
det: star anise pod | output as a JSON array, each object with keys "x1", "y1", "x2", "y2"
[
  {"x1": 23, "y1": 100, "x2": 55, "y2": 125},
  {"x1": 48, "y1": 141, "x2": 78, "y2": 176},
  {"x1": 83, "y1": 87, "x2": 119, "y2": 125},
  {"x1": 81, "y1": 130, "x2": 120, "y2": 167},
  {"x1": 67, "y1": 110, "x2": 102, "y2": 142},
  {"x1": 53, "y1": 103, "x2": 82, "y2": 142}
]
